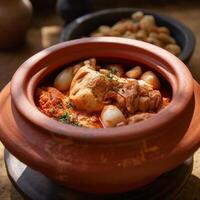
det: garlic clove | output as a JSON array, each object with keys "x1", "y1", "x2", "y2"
[
  {"x1": 100, "y1": 105, "x2": 126, "y2": 128},
  {"x1": 54, "y1": 67, "x2": 73, "y2": 91}
]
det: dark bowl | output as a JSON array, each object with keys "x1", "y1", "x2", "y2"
[{"x1": 60, "y1": 8, "x2": 196, "y2": 64}]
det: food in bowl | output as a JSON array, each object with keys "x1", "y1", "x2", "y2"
[
  {"x1": 1, "y1": 37, "x2": 199, "y2": 194},
  {"x1": 35, "y1": 58, "x2": 171, "y2": 128},
  {"x1": 91, "y1": 11, "x2": 181, "y2": 56}
]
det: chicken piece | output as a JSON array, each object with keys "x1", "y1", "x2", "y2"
[
  {"x1": 105, "y1": 64, "x2": 124, "y2": 77},
  {"x1": 69, "y1": 65, "x2": 115, "y2": 112},
  {"x1": 104, "y1": 78, "x2": 162, "y2": 114},
  {"x1": 35, "y1": 87, "x2": 67, "y2": 118},
  {"x1": 117, "y1": 79, "x2": 139, "y2": 113},
  {"x1": 138, "y1": 80, "x2": 162, "y2": 112},
  {"x1": 69, "y1": 59, "x2": 162, "y2": 114}
]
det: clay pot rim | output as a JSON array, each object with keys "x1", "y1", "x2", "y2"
[{"x1": 10, "y1": 37, "x2": 194, "y2": 143}]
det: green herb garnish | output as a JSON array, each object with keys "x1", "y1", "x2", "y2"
[
  {"x1": 112, "y1": 87, "x2": 119, "y2": 92},
  {"x1": 57, "y1": 100, "x2": 63, "y2": 109},
  {"x1": 107, "y1": 72, "x2": 114, "y2": 80},
  {"x1": 59, "y1": 112, "x2": 71, "y2": 124},
  {"x1": 71, "y1": 121, "x2": 82, "y2": 127},
  {"x1": 59, "y1": 112, "x2": 81, "y2": 127},
  {"x1": 67, "y1": 101, "x2": 75, "y2": 109},
  {"x1": 50, "y1": 108, "x2": 55, "y2": 114},
  {"x1": 110, "y1": 68, "x2": 117, "y2": 75}
]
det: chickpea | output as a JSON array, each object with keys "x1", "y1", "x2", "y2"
[
  {"x1": 125, "y1": 34, "x2": 136, "y2": 39},
  {"x1": 100, "y1": 105, "x2": 126, "y2": 128},
  {"x1": 110, "y1": 30, "x2": 121, "y2": 37},
  {"x1": 112, "y1": 22, "x2": 127, "y2": 34},
  {"x1": 126, "y1": 66, "x2": 143, "y2": 79},
  {"x1": 140, "y1": 71, "x2": 160, "y2": 90},
  {"x1": 139, "y1": 15, "x2": 156, "y2": 31},
  {"x1": 106, "y1": 64, "x2": 124, "y2": 77},
  {"x1": 146, "y1": 37, "x2": 164, "y2": 47},
  {"x1": 165, "y1": 44, "x2": 181, "y2": 56},
  {"x1": 131, "y1": 11, "x2": 144, "y2": 21},
  {"x1": 157, "y1": 33, "x2": 175, "y2": 44},
  {"x1": 168, "y1": 37, "x2": 176, "y2": 44},
  {"x1": 90, "y1": 12, "x2": 180, "y2": 56},
  {"x1": 124, "y1": 20, "x2": 138, "y2": 32},
  {"x1": 149, "y1": 32, "x2": 158, "y2": 39},
  {"x1": 98, "y1": 25, "x2": 111, "y2": 35},
  {"x1": 158, "y1": 26, "x2": 170, "y2": 35},
  {"x1": 136, "y1": 30, "x2": 148, "y2": 41},
  {"x1": 54, "y1": 67, "x2": 73, "y2": 91},
  {"x1": 123, "y1": 30, "x2": 130, "y2": 36},
  {"x1": 123, "y1": 31, "x2": 136, "y2": 39},
  {"x1": 91, "y1": 32, "x2": 104, "y2": 37},
  {"x1": 157, "y1": 33, "x2": 169, "y2": 43}
]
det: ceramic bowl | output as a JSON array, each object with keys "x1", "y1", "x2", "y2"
[
  {"x1": 61, "y1": 8, "x2": 196, "y2": 63},
  {"x1": 0, "y1": 37, "x2": 200, "y2": 194}
]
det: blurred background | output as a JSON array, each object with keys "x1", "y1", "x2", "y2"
[
  {"x1": 0, "y1": 0, "x2": 200, "y2": 90},
  {"x1": 0, "y1": 0, "x2": 200, "y2": 199}
]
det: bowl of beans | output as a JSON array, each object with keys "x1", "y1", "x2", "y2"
[
  {"x1": 61, "y1": 8, "x2": 195, "y2": 63},
  {"x1": 0, "y1": 37, "x2": 200, "y2": 194}
]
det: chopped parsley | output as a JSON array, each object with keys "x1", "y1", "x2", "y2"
[
  {"x1": 50, "y1": 108, "x2": 55, "y2": 114},
  {"x1": 59, "y1": 112, "x2": 82, "y2": 127},
  {"x1": 67, "y1": 101, "x2": 75, "y2": 109},
  {"x1": 72, "y1": 121, "x2": 82, "y2": 127},
  {"x1": 57, "y1": 100, "x2": 63, "y2": 109},
  {"x1": 110, "y1": 67, "x2": 117, "y2": 75},
  {"x1": 59, "y1": 112, "x2": 71, "y2": 124},
  {"x1": 112, "y1": 87, "x2": 119, "y2": 92},
  {"x1": 107, "y1": 72, "x2": 114, "y2": 80},
  {"x1": 64, "y1": 99, "x2": 75, "y2": 109}
]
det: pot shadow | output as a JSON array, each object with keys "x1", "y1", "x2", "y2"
[
  {"x1": 4, "y1": 149, "x2": 195, "y2": 200},
  {"x1": 177, "y1": 175, "x2": 200, "y2": 200},
  {"x1": 10, "y1": 186, "x2": 23, "y2": 200},
  {"x1": 9, "y1": 174, "x2": 200, "y2": 200}
]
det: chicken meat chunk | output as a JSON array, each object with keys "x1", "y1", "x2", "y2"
[{"x1": 69, "y1": 60, "x2": 162, "y2": 114}]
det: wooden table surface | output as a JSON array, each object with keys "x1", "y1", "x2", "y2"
[{"x1": 0, "y1": 3, "x2": 200, "y2": 199}]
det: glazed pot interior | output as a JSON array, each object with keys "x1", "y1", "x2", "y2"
[{"x1": 11, "y1": 37, "x2": 193, "y2": 143}]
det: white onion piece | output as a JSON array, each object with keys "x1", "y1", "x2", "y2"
[
  {"x1": 140, "y1": 71, "x2": 160, "y2": 90},
  {"x1": 100, "y1": 105, "x2": 125, "y2": 128},
  {"x1": 54, "y1": 67, "x2": 73, "y2": 91}
]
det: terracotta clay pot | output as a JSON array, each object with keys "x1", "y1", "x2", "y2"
[
  {"x1": 0, "y1": 0, "x2": 32, "y2": 50},
  {"x1": 0, "y1": 37, "x2": 200, "y2": 194}
]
